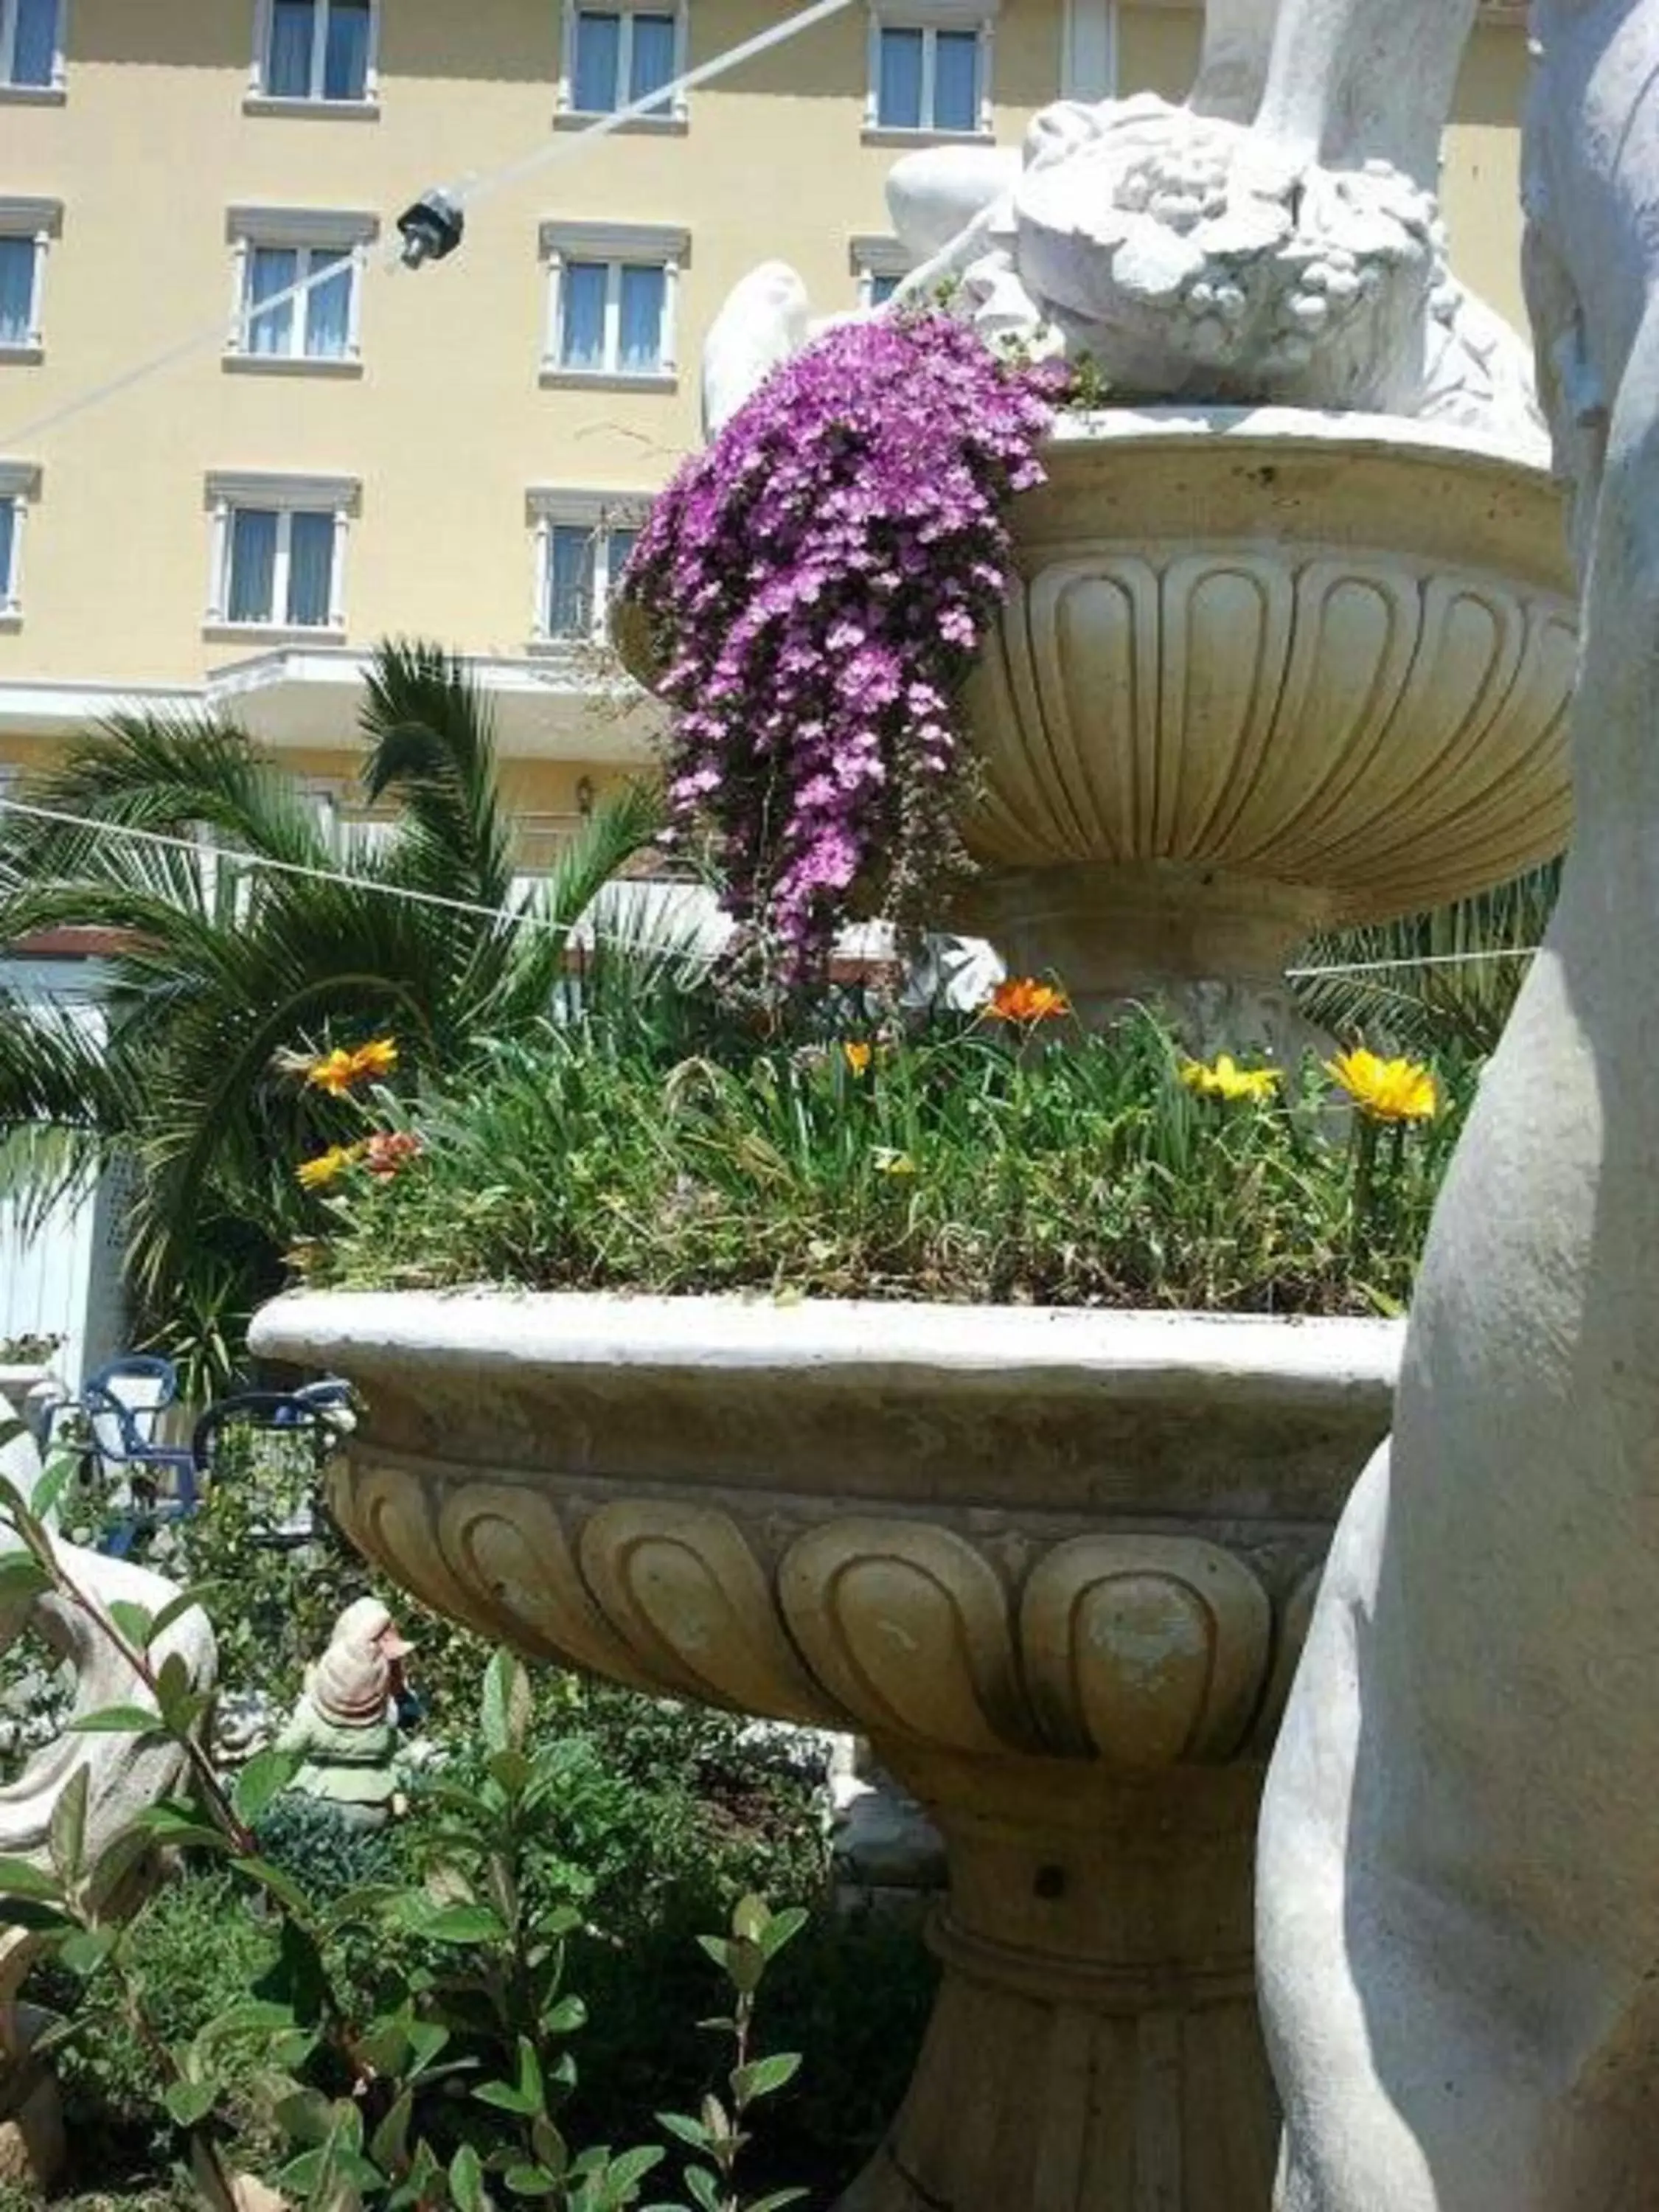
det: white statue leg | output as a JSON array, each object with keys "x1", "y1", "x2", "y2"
[
  {"x1": 1189, "y1": 0, "x2": 1281, "y2": 125},
  {"x1": 1262, "y1": 8, "x2": 1659, "y2": 2204},
  {"x1": 1253, "y1": 0, "x2": 1478, "y2": 187}
]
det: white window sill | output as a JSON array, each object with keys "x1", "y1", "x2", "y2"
[
  {"x1": 554, "y1": 108, "x2": 686, "y2": 136},
  {"x1": 0, "y1": 83, "x2": 66, "y2": 105},
  {"x1": 527, "y1": 633, "x2": 607, "y2": 656},
  {"x1": 0, "y1": 344, "x2": 43, "y2": 366},
  {"x1": 243, "y1": 94, "x2": 380, "y2": 120},
  {"x1": 861, "y1": 124, "x2": 994, "y2": 147},
  {"x1": 204, "y1": 622, "x2": 348, "y2": 646},
  {"x1": 539, "y1": 366, "x2": 676, "y2": 394},
  {"x1": 223, "y1": 353, "x2": 365, "y2": 378}
]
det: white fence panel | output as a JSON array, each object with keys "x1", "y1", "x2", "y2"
[{"x1": 0, "y1": 956, "x2": 123, "y2": 1390}]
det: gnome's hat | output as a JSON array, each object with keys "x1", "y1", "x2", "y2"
[
  {"x1": 332, "y1": 1596, "x2": 411, "y2": 1661},
  {"x1": 312, "y1": 1635, "x2": 392, "y2": 1726}
]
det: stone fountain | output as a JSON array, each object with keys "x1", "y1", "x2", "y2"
[{"x1": 253, "y1": 6, "x2": 1578, "y2": 2206}]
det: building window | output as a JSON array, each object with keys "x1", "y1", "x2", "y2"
[
  {"x1": 528, "y1": 491, "x2": 644, "y2": 644},
  {"x1": 560, "y1": 2, "x2": 686, "y2": 125},
  {"x1": 0, "y1": 462, "x2": 39, "y2": 622},
  {"x1": 850, "y1": 234, "x2": 913, "y2": 310},
  {"x1": 225, "y1": 209, "x2": 376, "y2": 369},
  {"x1": 205, "y1": 473, "x2": 358, "y2": 634},
  {"x1": 0, "y1": 0, "x2": 60, "y2": 91},
  {"x1": 0, "y1": 239, "x2": 37, "y2": 351},
  {"x1": 540, "y1": 222, "x2": 687, "y2": 386},
  {"x1": 252, "y1": 0, "x2": 377, "y2": 105},
  {"x1": 0, "y1": 201, "x2": 59, "y2": 355},
  {"x1": 866, "y1": 7, "x2": 992, "y2": 136}
]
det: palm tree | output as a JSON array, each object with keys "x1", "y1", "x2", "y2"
[
  {"x1": 0, "y1": 640, "x2": 667, "y2": 1388},
  {"x1": 1292, "y1": 860, "x2": 1562, "y2": 1060}
]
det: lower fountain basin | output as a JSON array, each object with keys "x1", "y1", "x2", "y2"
[{"x1": 251, "y1": 1290, "x2": 1401, "y2": 2211}]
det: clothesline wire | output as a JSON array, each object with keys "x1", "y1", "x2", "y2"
[
  {"x1": 0, "y1": 0, "x2": 858, "y2": 453},
  {"x1": 0, "y1": 793, "x2": 1545, "y2": 982}
]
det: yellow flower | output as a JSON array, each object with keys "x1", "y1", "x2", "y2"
[
  {"x1": 872, "y1": 1147, "x2": 917, "y2": 1176},
  {"x1": 1326, "y1": 1048, "x2": 1437, "y2": 1123},
  {"x1": 843, "y1": 1040, "x2": 874, "y2": 1077},
  {"x1": 304, "y1": 1047, "x2": 359, "y2": 1098},
  {"x1": 296, "y1": 1142, "x2": 366, "y2": 1190},
  {"x1": 302, "y1": 1037, "x2": 399, "y2": 1095},
  {"x1": 987, "y1": 978, "x2": 1071, "y2": 1023},
  {"x1": 349, "y1": 1037, "x2": 399, "y2": 1083},
  {"x1": 1179, "y1": 1054, "x2": 1281, "y2": 1104}
]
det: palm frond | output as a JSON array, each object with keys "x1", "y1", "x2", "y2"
[
  {"x1": 359, "y1": 639, "x2": 515, "y2": 908},
  {"x1": 1295, "y1": 861, "x2": 1562, "y2": 1057}
]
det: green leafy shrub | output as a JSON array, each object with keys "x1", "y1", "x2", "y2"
[{"x1": 313, "y1": 1010, "x2": 1471, "y2": 1317}]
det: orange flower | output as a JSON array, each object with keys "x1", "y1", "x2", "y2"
[
  {"x1": 843, "y1": 1040, "x2": 874, "y2": 1077},
  {"x1": 987, "y1": 978, "x2": 1070, "y2": 1024},
  {"x1": 364, "y1": 1130, "x2": 424, "y2": 1180}
]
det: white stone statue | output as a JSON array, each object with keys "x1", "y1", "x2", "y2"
[
  {"x1": 702, "y1": 0, "x2": 1538, "y2": 447},
  {"x1": 1259, "y1": 1, "x2": 1659, "y2": 2204},
  {"x1": 0, "y1": 1397, "x2": 216, "y2": 2190}
]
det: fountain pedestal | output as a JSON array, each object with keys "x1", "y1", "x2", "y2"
[{"x1": 844, "y1": 1751, "x2": 1275, "y2": 2211}]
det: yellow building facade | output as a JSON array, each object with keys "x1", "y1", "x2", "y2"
[{"x1": 0, "y1": 0, "x2": 1533, "y2": 857}]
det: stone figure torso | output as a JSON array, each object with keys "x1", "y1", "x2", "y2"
[{"x1": 1259, "y1": 4, "x2": 1659, "y2": 2205}]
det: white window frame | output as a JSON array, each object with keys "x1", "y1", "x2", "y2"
[
  {"x1": 539, "y1": 220, "x2": 688, "y2": 389},
  {"x1": 850, "y1": 234, "x2": 913, "y2": 311},
  {"x1": 526, "y1": 488, "x2": 649, "y2": 649},
  {"x1": 1060, "y1": 0, "x2": 1115, "y2": 101},
  {"x1": 224, "y1": 206, "x2": 377, "y2": 372},
  {"x1": 248, "y1": 0, "x2": 380, "y2": 111},
  {"x1": 864, "y1": 0, "x2": 995, "y2": 141},
  {"x1": 204, "y1": 470, "x2": 360, "y2": 639},
  {"x1": 556, "y1": 0, "x2": 689, "y2": 130},
  {"x1": 0, "y1": 460, "x2": 41, "y2": 625},
  {"x1": 0, "y1": 0, "x2": 65, "y2": 97},
  {"x1": 0, "y1": 199, "x2": 60, "y2": 358}
]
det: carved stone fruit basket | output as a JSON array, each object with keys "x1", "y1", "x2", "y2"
[{"x1": 250, "y1": 1289, "x2": 1402, "y2": 2212}]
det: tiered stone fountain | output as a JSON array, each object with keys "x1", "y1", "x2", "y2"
[{"x1": 254, "y1": 8, "x2": 1576, "y2": 2205}]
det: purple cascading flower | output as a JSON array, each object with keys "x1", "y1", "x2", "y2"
[{"x1": 620, "y1": 313, "x2": 1065, "y2": 983}]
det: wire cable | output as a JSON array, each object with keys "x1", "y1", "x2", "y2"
[
  {"x1": 0, "y1": 793, "x2": 1547, "y2": 983},
  {"x1": 1, "y1": 0, "x2": 857, "y2": 453}
]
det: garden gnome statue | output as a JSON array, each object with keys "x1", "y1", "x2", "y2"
[
  {"x1": 276, "y1": 1599, "x2": 413, "y2": 1830},
  {"x1": 1257, "y1": 0, "x2": 1659, "y2": 2204}
]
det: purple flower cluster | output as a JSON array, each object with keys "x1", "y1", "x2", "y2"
[{"x1": 622, "y1": 312, "x2": 1065, "y2": 982}]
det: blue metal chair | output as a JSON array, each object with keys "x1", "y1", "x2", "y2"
[
  {"x1": 190, "y1": 1381, "x2": 354, "y2": 1543},
  {"x1": 80, "y1": 1355, "x2": 198, "y2": 1555}
]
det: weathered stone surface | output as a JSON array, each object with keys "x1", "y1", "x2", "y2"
[
  {"x1": 251, "y1": 1289, "x2": 1399, "y2": 2211},
  {"x1": 1257, "y1": 2, "x2": 1659, "y2": 2205}
]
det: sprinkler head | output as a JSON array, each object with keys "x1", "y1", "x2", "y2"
[{"x1": 397, "y1": 187, "x2": 465, "y2": 268}]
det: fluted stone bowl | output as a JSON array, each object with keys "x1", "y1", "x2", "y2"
[
  {"x1": 251, "y1": 1290, "x2": 1402, "y2": 2212},
  {"x1": 613, "y1": 404, "x2": 1575, "y2": 1032},
  {"x1": 961, "y1": 408, "x2": 1576, "y2": 931}
]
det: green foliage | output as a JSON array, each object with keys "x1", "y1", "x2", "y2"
[
  {"x1": 1294, "y1": 860, "x2": 1559, "y2": 1059},
  {"x1": 315, "y1": 1010, "x2": 1472, "y2": 1318},
  {"x1": 0, "y1": 640, "x2": 664, "y2": 1368},
  {"x1": 0, "y1": 1475, "x2": 827, "y2": 2211},
  {"x1": 253, "y1": 1793, "x2": 399, "y2": 1902}
]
